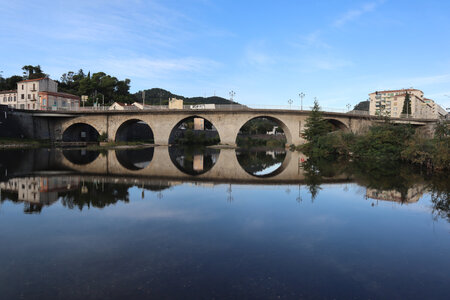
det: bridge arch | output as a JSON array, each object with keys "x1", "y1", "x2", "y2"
[
  {"x1": 115, "y1": 119, "x2": 154, "y2": 143},
  {"x1": 235, "y1": 115, "x2": 292, "y2": 146},
  {"x1": 325, "y1": 118, "x2": 349, "y2": 132},
  {"x1": 168, "y1": 115, "x2": 220, "y2": 144},
  {"x1": 62, "y1": 123, "x2": 100, "y2": 142}
]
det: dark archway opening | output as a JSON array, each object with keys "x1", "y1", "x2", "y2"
[
  {"x1": 236, "y1": 117, "x2": 287, "y2": 148},
  {"x1": 169, "y1": 116, "x2": 220, "y2": 145},
  {"x1": 62, "y1": 123, "x2": 100, "y2": 142},
  {"x1": 115, "y1": 119, "x2": 154, "y2": 143},
  {"x1": 169, "y1": 146, "x2": 220, "y2": 176},
  {"x1": 115, "y1": 148, "x2": 154, "y2": 171},
  {"x1": 62, "y1": 149, "x2": 100, "y2": 165},
  {"x1": 326, "y1": 119, "x2": 349, "y2": 132}
]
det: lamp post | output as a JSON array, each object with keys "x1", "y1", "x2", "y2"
[
  {"x1": 229, "y1": 90, "x2": 236, "y2": 102},
  {"x1": 299, "y1": 92, "x2": 305, "y2": 110},
  {"x1": 288, "y1": 99, "x2": 293, "y2": 109}
]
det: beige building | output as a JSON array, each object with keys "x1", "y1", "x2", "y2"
[
  {"x1": 0, "y1": 77, "x2": 80, "y2": 110},
  {"x1": 424, "y1": 98, "x2": 447, "y2": 119},
  {"x1": 17, "y1": 77, "x2": 58, "y2": 110},
  {"x1": 39, "y1": 91, "x2": 80, "y2": 111},
  {"x1": 168, "y1": 97, "x2": 183, "y2": 109},
  {"x1": 0, "y1": 90, "x2": 17, "y2": 108},
  {"x1": 369, "y1": 88, "x2": 444, "y2": 119}
]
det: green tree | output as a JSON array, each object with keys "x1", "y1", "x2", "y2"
[
  {"x1": 22, "y1": 65, "x2": 46, "y2": 79},
  {"x1": 302, "y1": 100, "x2": 332, "y2": 143},
  {"x1": 401, "y1": 92, "x2": 412, "y2": 117}
]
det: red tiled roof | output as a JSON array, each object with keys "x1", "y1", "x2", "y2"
[
  {"x1": 38, "y1": 91, "x2": 79, "y2": 100},
  {"x1": 17, "y1": 77, "x2": 47, "y2": 83},
  {"x1": 0, "y1": 90, "x2": 17, "y2": 94}
]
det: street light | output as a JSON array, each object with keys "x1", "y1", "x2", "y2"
[
  {"x1": 346, "y1": 104, "x2": 351, "y2": 112},
  {"x1": 288, "y1": 99, "x2": 293, "y2": 109},
  {"x1": 229, "y1": 90, "x2": 236, "y2": 102},
  {"x1": 299, "y1": 92, "x2": 305, "y2": 110}
]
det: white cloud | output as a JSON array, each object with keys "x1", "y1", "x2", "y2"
[
  {"x1": 334, "y1": 1, "x2": 385, "y2": 27},
  {"x1": 97, "y1": 56, "x2": 220, "y2": 79},
  {"x1": 244, "y1": 41, "x2": 276, "y2": 66},
  {"x1": 295, "y1": 31, "x2": 330, "y2": 49}
]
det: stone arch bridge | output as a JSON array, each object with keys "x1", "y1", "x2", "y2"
[{"x1": 32, "y1": 108, "x2": 436, "y2": 146}]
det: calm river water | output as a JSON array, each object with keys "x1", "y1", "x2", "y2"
[{"x1": 0, "y1": 147, "x2": 449, "y2": 299}]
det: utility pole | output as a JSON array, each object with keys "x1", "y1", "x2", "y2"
[{"x1": 299, "y1": 92, "x2": 305, "y2": 110}]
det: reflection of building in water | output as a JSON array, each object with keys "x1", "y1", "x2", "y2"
[
  {"x1": 266, "y1": 150, "x2": 286, "y2": 159},
  {"x1": 193, "y1": 155, "x2": 204, "y2": 171},
  {"x1": 366, "y1": 185, "x2": 426, "y2": 203},
  {"x1": 0, "y1": 176, "x2": 80, "y2": 206}
]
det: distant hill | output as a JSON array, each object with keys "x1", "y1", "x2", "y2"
[
  {"x1": 134, "y1": 88, "x2": 238, "y2": 105},
  {"x1": 353, "y1": 100, "x2": 370, "y2": 111}
]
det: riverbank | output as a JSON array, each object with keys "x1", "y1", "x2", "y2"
[
  {"x1": 297, "y1": 122, "x2": 450, "y2": 173},
  {"x1": 0, "y1": 138, "x2": 51, "y2": 149}
]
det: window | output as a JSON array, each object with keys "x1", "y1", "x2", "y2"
[
  {"x1": 28, "y1": 94, "x2": 31, "y2": 99},
  {"x1": 3, "y1": 97, "x2": 6, "y2": 102},
  {"x1": 32, "y1": 83, "x2": 35, "y2": 90},
  {"x1": 21, "y1": 85, "x2": 24, "y2": 90},
  {"x1": 33, "y1": 94, "x2": 35, "y2": 100},
  {"x1": 21, "y1": 94, "x2": 24, "y2": 99},
  {"x1": 14, "y1": 96, "x2": 16, "y2": 101}
]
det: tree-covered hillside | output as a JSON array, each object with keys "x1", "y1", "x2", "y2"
[
  {"x1": 1, "y1": 65, "x2": 238, "y2": 106},
  {"x1": 135, "y1": 88, "x2": 236, "y2": 106}
]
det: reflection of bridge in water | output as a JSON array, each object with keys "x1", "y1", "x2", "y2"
[{"x1": 58, "y1": 147, "x2": 352, "y2": 185}]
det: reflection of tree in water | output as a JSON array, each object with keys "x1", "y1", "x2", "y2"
[
  {"x1": 428, "y1": 176, "x2": 450, "y2": 222},
  {"x1": 169, "y1": 146, "x2": 219, "y2": 176},
  {"x1": 302, "y1": 158, "x2": 349, "y2": 201},
  {"x1": 236, "y1": 149, "x2": 286, "y2": 177},
  {"x1": 59, "y1": 182, "x2": 131, "y2": 210}
]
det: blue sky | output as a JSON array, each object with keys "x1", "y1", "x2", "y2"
[{"x1": 1, "y1": 0, "x2": 450, "y2": 109}]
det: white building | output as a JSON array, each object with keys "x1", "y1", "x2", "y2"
[
  {"x1": 369, "y1": 88, "x2": 445, "y2": 119},
  {"x1": 0, "y1": 77, "x2": 79, "y2": 110},
  {"x1": 0, "y1": 90, "x2": 17, "y2": 108}
]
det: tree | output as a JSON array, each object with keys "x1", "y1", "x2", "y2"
[
  {"x1": 401, "y1": 92, "x2": 412, "y2": 117},
  {"x1": 302, "y1": 100, "x2": 332, "y2": 143},
  {"x1": 22, "y1": 65, "x2": 46, "y2": 79}
]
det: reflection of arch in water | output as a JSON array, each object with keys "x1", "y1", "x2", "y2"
[
  {"x1": 115, "y1": 148, "x2": 154, "y2": 171},
  {"x1": 63, "y1": 149, "x2": 100, "y2": 165},
  {"x1": 168, "y1": 116, "x2": 220, "y2": 144},
  {"x1": 236, "y1": 116, "x2": 290, "y2": 145},
  {"x1": 325, "y1": 118, "x2": 349, "y2": 132},
  {"x1": 62, "y1": 123, "x2": 100, "y2": 142},
  {"x1": 235, "y1": 149, "x2": 291, "y2": 178},
  {"x1": 168, "y1": 146, "x2": 220, "y2": 176},
  {"x1": 115, "y1": 119, "x2": 154, "y2": 142}
]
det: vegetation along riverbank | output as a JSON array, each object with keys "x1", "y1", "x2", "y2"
[{"x1": 298, "y1": 100, "x2": 450, "y2": 173}]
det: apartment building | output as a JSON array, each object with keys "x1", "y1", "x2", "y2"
[
  {"x1": 369, "y1": 88, "x2": 444, "y2": 119},
  {"x1": 424, "y1": 98, "x2": 447, "y2": 119},
  {"x1": 0, "y1": 90, "x2": 17, "y2": 108},
  {"x1": 0, "y1": 77, "x2": 80, "y2": 110}
]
